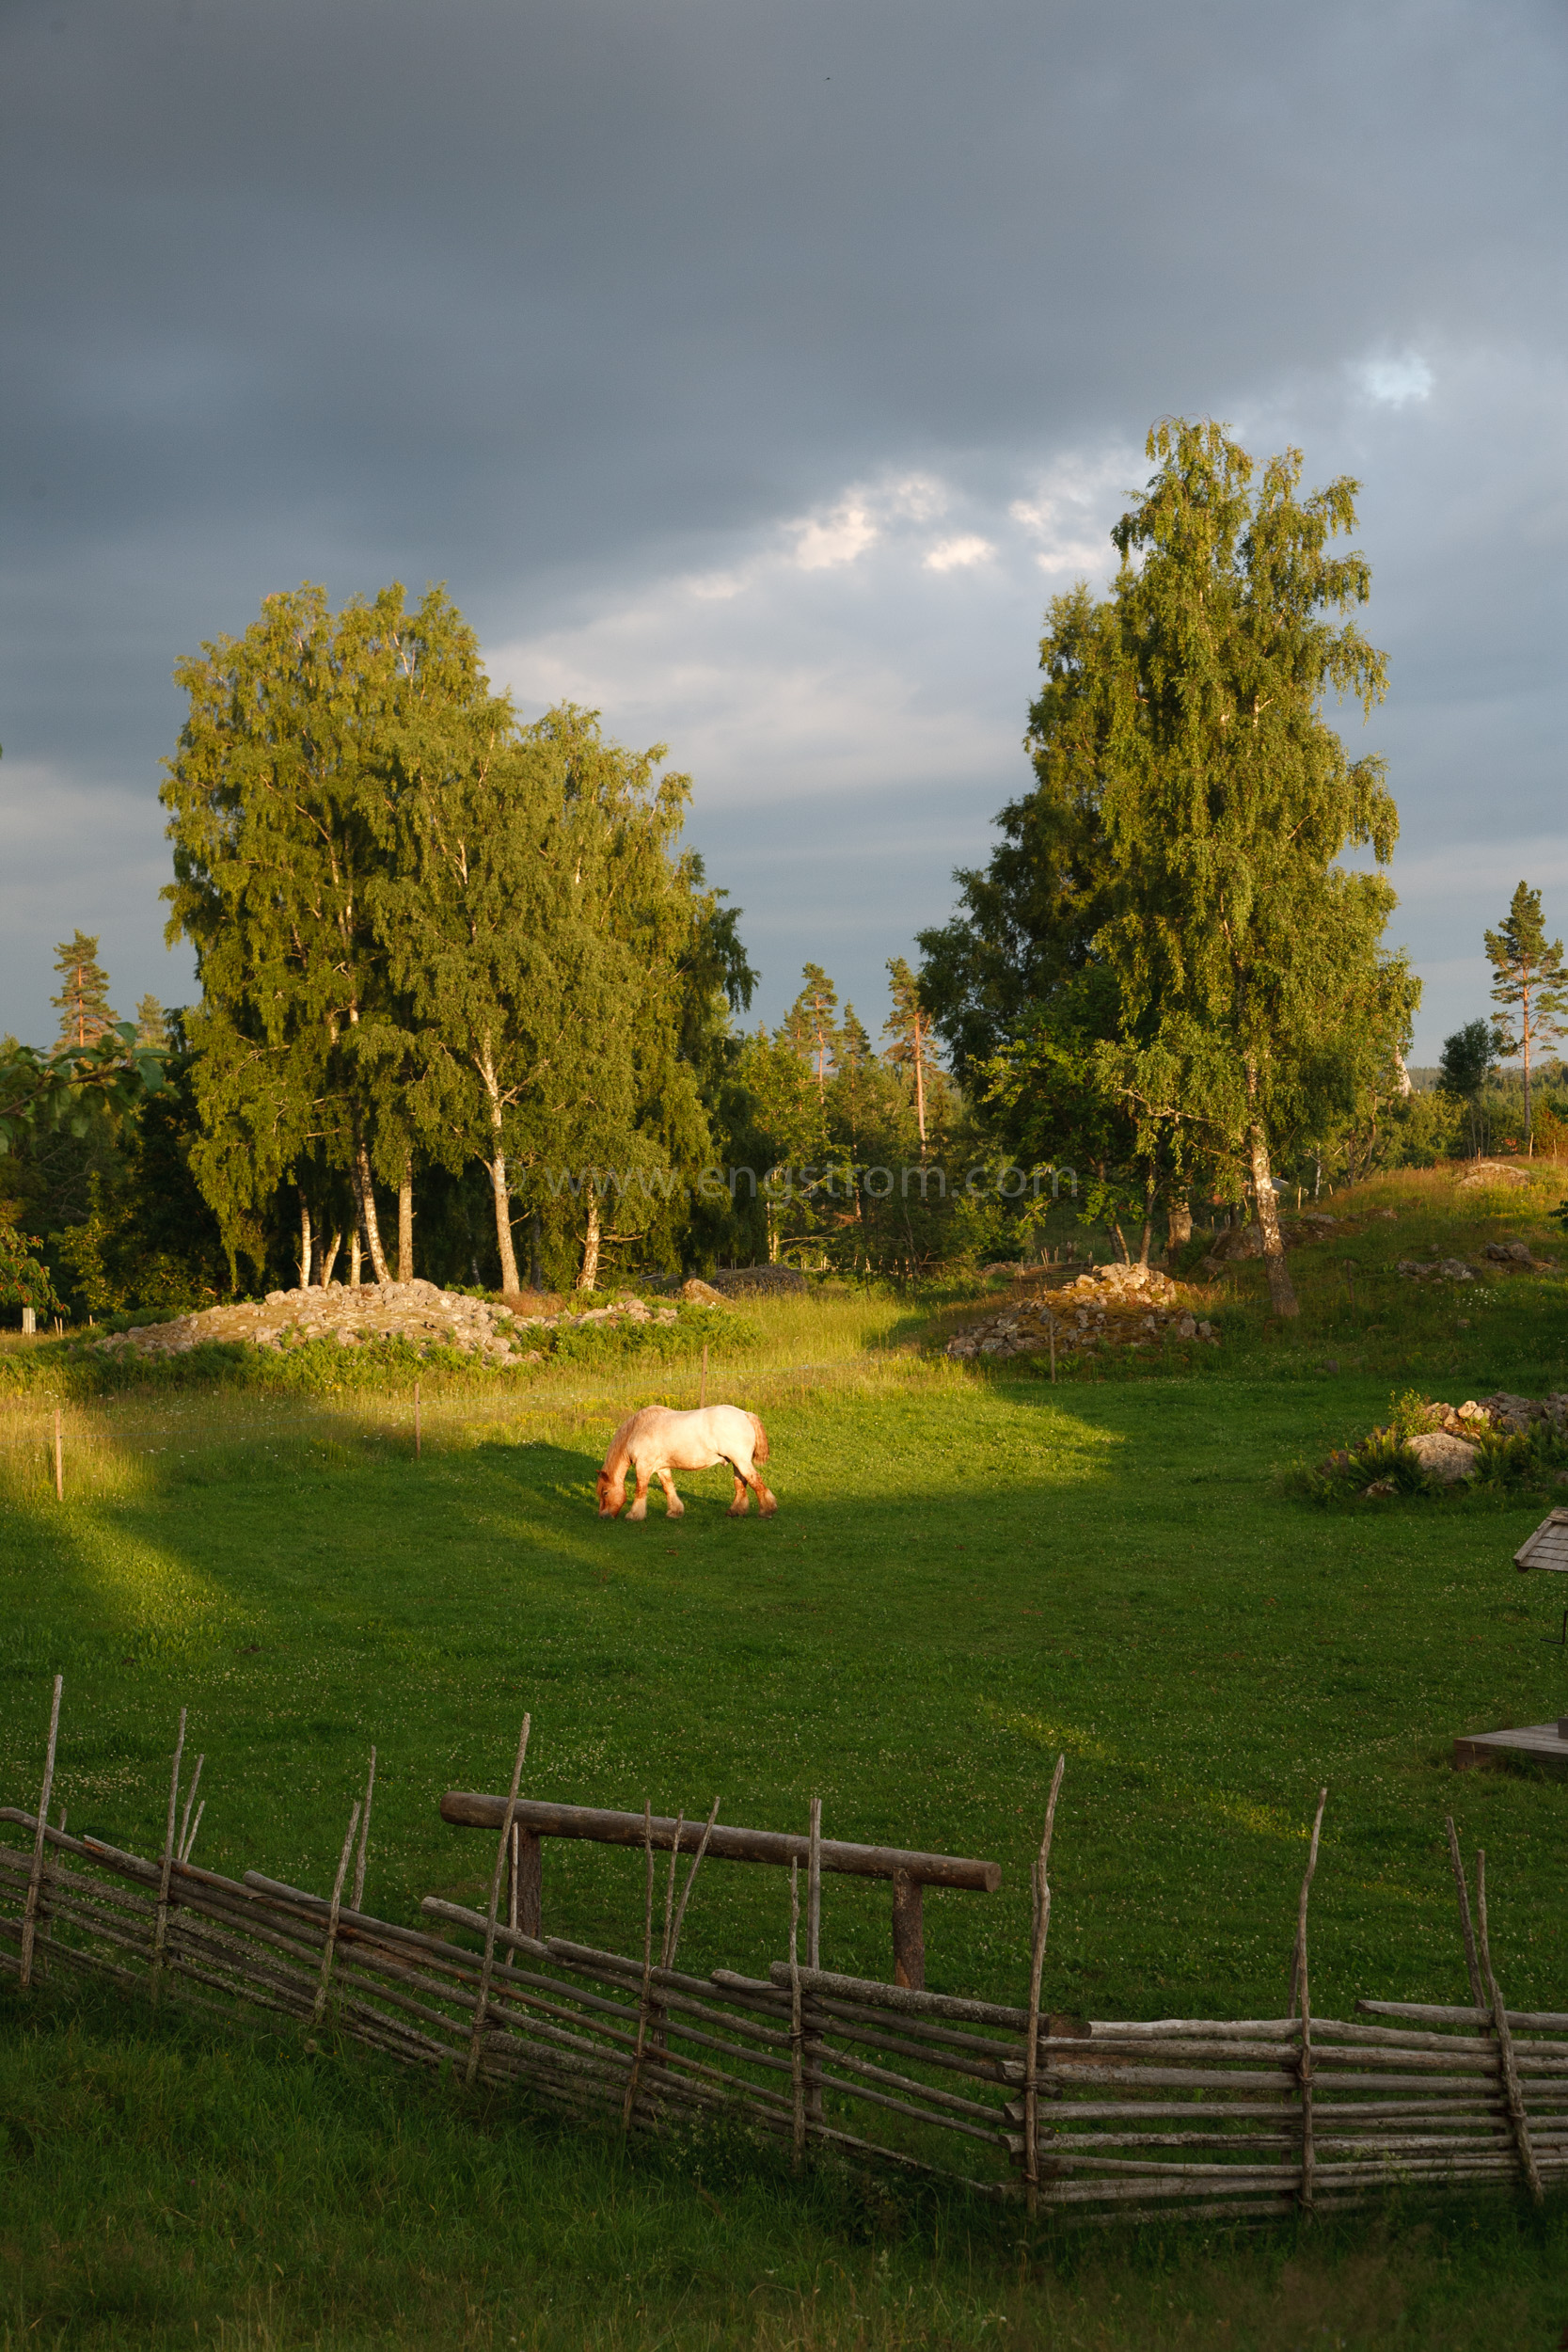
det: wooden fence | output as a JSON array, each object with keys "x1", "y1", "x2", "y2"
[{"x1": 3, "y1": 1683, "x2": 1565, "y2": 2226}]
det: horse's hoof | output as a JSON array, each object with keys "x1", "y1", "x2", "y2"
[
  {"x1": 726, "y1": 1503, "x2": 748, "y2": 1518},
  {"x1": 759, "y1": 1501, "x2": 778, "y2": 1517}
]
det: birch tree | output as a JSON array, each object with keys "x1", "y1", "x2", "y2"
[
  {"x1": 384, "y1": 703, "x2": 710, "y2": 1293},
  {"x1": 1088, "y1": 420, "x2": 1400, "y2": 1318},
  {"x1": 161, "y1": 582, "x2": 459, "y2": 1282}
]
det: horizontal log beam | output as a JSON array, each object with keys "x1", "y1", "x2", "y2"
[{"x1": 440, "y1": 1794, "x2": 1001, "y2": 1892}]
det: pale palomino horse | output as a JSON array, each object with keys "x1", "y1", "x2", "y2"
[{"x1": 597, "y1": 1405, "x2": 777, "y2": 1521}]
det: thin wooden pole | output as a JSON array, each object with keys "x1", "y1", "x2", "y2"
[
  {"x1": 310, "y1": 1799, "x2": 362, "y2": 2027},
  {"x1": 665, "y1": 1797, "x2": 721, "y2": 1969},
  {"x1": 1474, "y1": 1849, "x2": 1544, "y2": 2203},
  {"x1": 1049, "y1": 1313, "x2": 1056, "y2": 1383},
  {"x1": 1445, "y1": 1816, "x2": 1487, "y2": 2018},
  {"x1": 1290, "y1": 1787, "x2": 1328, "y2": 2213},
  {"x1": 54, "y1": 1408, "x2": 63, "y2": 1502},
  {"x1": 700, "y1": 1343, "x2": 707, "y2": 1409},
  {"x1": 624, "y1": 1801, "x2": 657, "y2": 2129},
  {"x1": 789, "y1": 1857, "x2": 805, "y2": 2167},
  {"x1": 1022, "y1": 1751, "x2": 1066, "y2": 2217},
  {"x1": 177, "y1": 1756, "x2": 205, "y2": 1866},
  {"x1": 414, "y1": 1381, "x2": 421, "y2": 1460},
  {"x1": 806, "y1": 1796, "x2": 823, "y2": 2126},
  {"x1": 18, "y1": 1675, "x2": 63, "y2": 1988},
  {"x1": 465, "y1": 1715, "x2": 531, "y2": 2085},
  {"x1": 352, "y1": 1746, "x2": 376, "y2": 1912},
  {"x1": 150, "y1": 1708, "x2": 186, "y2": 2002}
]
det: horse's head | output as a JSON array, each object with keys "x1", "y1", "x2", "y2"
[{"x1": 596, "y1": 1463, "x2": 624, "y2": 1518}]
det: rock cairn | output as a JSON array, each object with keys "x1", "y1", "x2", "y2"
[
  {"x1": 1328, "y1": 1391, "x2": 1568, "y2": 1493},
  {"x1": 944, "y1": 1262, "x2": 1218, "y2": 1362},
  {"x1": 92, "y1": 1278, "x2": 686, "y2": 1366}
]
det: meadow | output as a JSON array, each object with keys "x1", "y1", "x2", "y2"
[{"x1": 4, "y1": 1166, "x2": 1568, "y2": 2346}]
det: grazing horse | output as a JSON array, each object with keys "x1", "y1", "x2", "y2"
[{"x1": 597, "y1": 1405, "x2": 777, "y2": 1521}]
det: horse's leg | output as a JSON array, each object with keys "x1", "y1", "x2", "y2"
[
  {"x1": 627, "y1": 1464, "x2": 652, "y2": 1522},
  {"x1": 728, "y1": 1453, "x2": 778, "y2": 1518},
  {"x1": 657, "y1": 1471, "x2": 685, "y2": 1518}
]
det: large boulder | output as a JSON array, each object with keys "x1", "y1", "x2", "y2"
[{"x1": 1406, "y1": 1431, "x2": 1480, "y2": 1484}]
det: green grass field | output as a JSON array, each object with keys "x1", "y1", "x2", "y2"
[{"x1": 5, "y1": 1168, "x2": 1568, "y2": 2345}]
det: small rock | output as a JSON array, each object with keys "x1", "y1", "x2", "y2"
[
  {"x1": 1364, "y1": 1477, "x2": 1398, "y2": 1497},
  {"x1": 1322, "y1": 1359, "x2": 1339, "y2": 1374}
]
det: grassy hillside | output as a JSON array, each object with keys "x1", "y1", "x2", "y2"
[{"x1": 3, "y1": 1165, "x2": 1567, "y2": 2345}]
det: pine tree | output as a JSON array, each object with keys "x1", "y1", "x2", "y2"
[
  {"x1": 1484, "y1": 882, "x2": 1568, "y2": 1152},
  {"x1": 882, "y1": 957, "x2": 939, "y2": 1149},
  {"x1": 135, "y1": 994, "x2": 169, "y2": 1051},
  {"x1": 51, "y1": 932, "x2": 119, "y2": 1050},
  {"x1": 784, "y1": 966, "x2": 840, "y2": 1099}
]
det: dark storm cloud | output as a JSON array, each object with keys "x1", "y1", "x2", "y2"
[{"x1": 1, "y1": 0, "x2": 1563, "y2": 1051}]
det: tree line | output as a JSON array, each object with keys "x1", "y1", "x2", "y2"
[{"x1": 3, "y1": 418, "x2": 1560, "y2": 1320}]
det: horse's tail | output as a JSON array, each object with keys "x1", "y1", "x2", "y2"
[{"x1": 748, "y1": 1412, "x2": 769, "y2": 1464}]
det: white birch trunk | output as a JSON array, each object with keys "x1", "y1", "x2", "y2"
[
  {"x1": 297, "y1": 1195, "x2": 313, "y2": 1290},
  {"x1": 476, "y1": 1043, "x2": 521, "y2": 1294},
  {"x1": 319, "y1": 1230, "x2": 341, "y2": 1287},
  {"x1": 398, "y1": 1162, "x2": 413, "y2": 1282},
  {"x1": 578, "y1": 1188, "x2": 601, "y2": 1291},
  {"x1": 354, "y1": 1143, "x2": 390, "y2": 1283},
  {"x1": 1248, "y1": 1126, "x2": 1299, "y2": 1318}
]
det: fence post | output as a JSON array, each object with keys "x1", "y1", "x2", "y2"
[
  {"x1": 54, "y1": 1408, "x2": 63, "y2": 1502},
  {"x1": 18, "y1": 1676, "x2": 63, "y2": 1989}
]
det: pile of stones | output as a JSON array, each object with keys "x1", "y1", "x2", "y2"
[
  {"x1": 1329, "y1": 1391, "x2": 1568, "y2": 1491},
  {"x1": 944, "y1": 1262, "x2": 1219, "y2": 1362},
  {"x1": 91, "y1": 1278, "x2": 687, "y2": 1367},
  {"x1": 1396, "y1": 1257, "x2": 1477, "y2": 1283}
]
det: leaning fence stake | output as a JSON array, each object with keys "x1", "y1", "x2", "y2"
[
  {"x1": 1474, "y1": 1848, "x2": 1544, "y2": 2204},
  {"x1": 177, "y1": 1756, "x2": 205, "y2": 1867},
  {"x1": 665, "y1": 1797, "x2": 721, "y2": 1971},
  {"x1": 19, "y1": 1676, "x2": 63, "y2": 1989},
  {"x1": 150, "y1": 1708, "x2": 187, "y2": 2002},
  {"x1": 352, "y1": 1746, "x2": 376, "y2": 1913},
  {"x1": 465, "y1": 1716, "x2": 531, "y2": 2087},
  {"x1": 310, "y1": 1800, "x2": 362, "y2": 2028},
  {"x1": 1022, "y1": 1751, "x2": 1066, "y2": 2217},
  {"x1": 1289, "y1": 1787, "x2": 1328, "y2": 2214},
  {"x1": 414, "y1": 1381, "x2": 421, "y2": 1460},
  {"x1": 1445, "y1": 1815, "x2": 1487, "y2": 2019},
  {"x1": 53, "y1": 1408, "x2": 63, "y2": 1502}
]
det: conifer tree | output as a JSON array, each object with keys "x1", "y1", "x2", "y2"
[
  {"x1": 784, "y1": 966, "x2": 840, "y2": 1099},
  {"x1": 882, "y1": 957, "x2": 939, "y2": 1149},
  {"x1": 51, "y1": 932, "x2": 119, "y2": 1050},
  {"x1": 135, "y1": 994, "x2": 169, "y2": 1051},
  {"x1": 1484, "y1": 882, "x2": 1568, "y2": 1151}
]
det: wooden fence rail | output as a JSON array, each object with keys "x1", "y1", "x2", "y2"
[{"x1": 3, "y1": 1689, "x2": 1564, "y2": 2227}]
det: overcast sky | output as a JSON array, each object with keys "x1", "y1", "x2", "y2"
[{"x1": 2, "y1": 0, "x2": 1563, "y2": 1060}]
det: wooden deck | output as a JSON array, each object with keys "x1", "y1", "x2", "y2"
[{"x1": 1452, "y1": 1719, "x2": 1568, "y2": 1771}]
